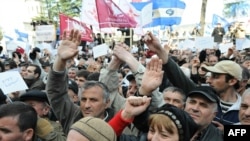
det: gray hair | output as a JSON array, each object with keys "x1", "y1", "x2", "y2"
[{"x1": 82, "y1": 81, "x2": 110, "y2": 102}]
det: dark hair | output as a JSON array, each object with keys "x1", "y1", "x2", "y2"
[
  {"x1": 28, "y1": 64, "x2": 42, "y2": 79},
  {"x1": 225, "y1": 74, "x2": 240, "y2": 90},
  {"x1": 87, "y1": 72, "x2": 100, "y2": 81},
  {"x1": 0, "y1": 101, "x2": 37, "y2": 132},
  {"x1": 76, "y1": 70, "x2": 91, "y2": 78}
]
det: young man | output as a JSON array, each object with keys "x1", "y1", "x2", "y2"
[
  {"x1": 0, "y1": 102, "x2": 37, "y2": 141},
  {"x1": 23, "y1": 64, "x2": 45, "y2": 90}
]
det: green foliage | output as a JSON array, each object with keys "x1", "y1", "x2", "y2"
[{"x1": 31, "y1": 0, "x2": 82, "y2": 26}]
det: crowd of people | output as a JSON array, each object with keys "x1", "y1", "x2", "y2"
[{"x1": 0, "y1": 25, "x2": 249, "y2": 141}]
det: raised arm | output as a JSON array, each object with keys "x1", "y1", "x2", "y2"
[{"x1": 46, "y1": 29, "x2": 82, "y2": 133}]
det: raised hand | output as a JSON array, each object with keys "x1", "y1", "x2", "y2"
[
  {"x1": 139, "y1": 56, "x2": 164, "y2": 96},
  {"x1": 143, "y1": 32, "x2": 168, "y2": 64},
  {"x1": 121, "y1": 96, "x2": 151, "y2": 120},
  {"x1": 143, "y1": 32, "x2": 162, "y2": 54},
  {"x1": 58, "y1": 29, "x2": 81, "y2": 61},
  {"x1": 112, "y1": 42, "x2": 132, "y2": 62}
]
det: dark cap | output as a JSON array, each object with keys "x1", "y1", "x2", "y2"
[
  {"x1": 19, "y1": 90, "x2": 49, "y2": 104},
  {"x1": 187, "y1": 86, "x2": 220, "y2": 103},
  {"x1": 68, "y1": 79, "x2": 78, "y2": 95},
  {"x1": 157, "y1": 104, "x2": 198, "y2": 141},
  {"x1": 126, "y1": 74, "x2": 135, "y2": 82},
  {"x1": 0, "y1": 89, "x2": 7, "y2": 105}
]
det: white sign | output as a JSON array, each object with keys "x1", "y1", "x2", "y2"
[
  {"x1": 219, "y1": 43, "x2": 234, "y2": 53},
  {"x1": 195, "y1": 37, "x2": 214, "y2": 49},
  {"x1": 0, "y1": 71, "x2": 28, "y2": 94},
  {"x1": 236, "y1": 38, "x2": 250, "y2": 50},
  {"x1": 35, "y1": 25, "x2": 56, "y2": 41},
  {"x1": 92, "y1": 44, "x2": 109, "y2": 58}
]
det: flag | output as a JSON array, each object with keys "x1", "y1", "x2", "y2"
[
  {"x1": 81, "y1": 0, "x2": 99, "y2": 27},
  {"x1": 59, "y1": 13, "x2": 93, "y2": 42},
  {"x1": 3, "y1": 35, "x2": 13, "y2": 41},
  {"x1": 147, "y1": 0, "x2": 186, "y2": 27},
  {"x1": 212, "y1": 14, "x2": 229, "y2": 28},
  {"x1": 212, "y1": 14, "x2": 230, "y2": 33},
  {"x1": 14, "y1": 29, "x2": 28, "y2": 42},
  {"x1": 95, "y1": 0, "x2": 137, "y2": 28},
  {"x1": 131, "y1": 1, "x2": 153, "y2": 26}
]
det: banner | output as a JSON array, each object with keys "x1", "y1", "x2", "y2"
[
  {"x1": 95, "y1": 0, "x2": 137, "y2": 28},
  {"x1": 59, "y1": 13, "x2": 93, "y2": 42}
]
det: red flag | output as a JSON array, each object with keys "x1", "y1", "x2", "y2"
[
  {"x1": 95, "y1": 0, "x2": 137, "y2": 28},
  {"x1": 59, "y1": 13, "x2": 93, "y2": 42}
]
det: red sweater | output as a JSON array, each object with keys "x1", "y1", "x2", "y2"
[{"x1": 108, "y1": 110, "x2": 134, "y2": 136}]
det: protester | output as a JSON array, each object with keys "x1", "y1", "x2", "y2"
[
  {"x1": 0, "y1": 102, "x2": 37, "y2": 141},
  {"x1": 67, "y1": 117, "x2": 116, "y2": 141},
  {"x1": 68, "y1": 79, "x2": 80, "y2": 105},
  {"x1": 142, "y1": 31, "x2": 242, "y2": 125},
  {"x1": 67, "y1": 67, "x2": 78, "y2": 80},
  {"x1": 46, "y1": 29, "x2": 115, "y2": 134},
  {"x1": 19, "y1": 89, "x2": 66, "y2": 141},
  {"x1": 108, "y1": 96, "x2": 198, "y2": 141},
  {"x1": 236, "y1": 88, "x2": 250, "y2": 125},
  {"x1": 23, "y1": 64, "x2": 46, "y2": 90},
  {"x1": 162, "y1": 86, "x2": 186, "y2": 109}
]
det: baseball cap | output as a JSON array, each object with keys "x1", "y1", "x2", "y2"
[
  {"x1": 126, "y1": 74, "x2": 135, "y2": 82},
  {"x1": 202, "y1": 60, "x2": 242, "y2": 81},
  {"x1": 187, "y1": 86, "x2": 220, "y2": 104},
  {"x1": 16, "y1": 47, "x2": 25, "y2": 54},
  {"x1": 68, "y1": 79, "x2": 78, "y2": 95}
]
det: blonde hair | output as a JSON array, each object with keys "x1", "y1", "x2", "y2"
[{"x1": 148, "y1": 114, "x2": 177, "y2": 134}]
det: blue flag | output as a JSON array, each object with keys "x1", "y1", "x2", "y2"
[
  {"x1": 212, "y1": 14, "x2": 230, "y2": 31},
  {"x1": 15, "y1": 29, "x2": 28, "y2": 42},
  {"x1": 148, "y1": 0, "x2": 186, "y2": 27}
]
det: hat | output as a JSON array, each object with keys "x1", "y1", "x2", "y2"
[
  {"x1": 70, "y1": 117, "x2": 117, "y2": 141},
  {"x1": 19, "y1": 90, "x2": 49, "y2": 104},
  {"x1": 0, "y1": 89, "x2": 7, "y2": 105},
  {"x1": 68, "y1": 79, "x2": 78, "y2": 95},
  {"x1": 42, "y1": 61, "x2": 51, "y2": 67},
  {"x1": 16, "y1": 47, "x2": 25, "y2": 54},
  {"x1": 157, "y1": 104, "x2": 198, "y2": 141},
  {"x1": 202, "y1": 60, "x2": 242, "y2": 80},
  {"x1": 187, "y1": 86, "x2": 220, "y2": 104},
  {"x1": 126, "y1": 74, "x2": 135, "y2": 82}
]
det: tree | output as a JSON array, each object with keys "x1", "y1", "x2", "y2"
[
  {"x1": 199, "y1": 0, "x2": 207, "y2": 36},
  {"x1": 31, "y1": 0, "x2": 82, "y2": 26}
]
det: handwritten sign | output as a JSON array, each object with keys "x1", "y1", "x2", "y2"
[
  {"x1": 35, "y1": 25, "x2": 56, "y2": 41},
  {"x1": 0, "y1": 71, "x2": 28, "y2": 94},
  {"x1": 195, "y1": 37, "x2": 214, "y2": 49},
  {"x1": 92, "y1": 44, "x2": 109, "y2": 58}
]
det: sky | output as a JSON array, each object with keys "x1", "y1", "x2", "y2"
[{"x1": 0, "y1": 0, "x2": 26, "y2": 31}]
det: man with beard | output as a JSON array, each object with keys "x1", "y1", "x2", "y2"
[{"x1": 23, "y1": 64, "x2": 45, "y2": 91}]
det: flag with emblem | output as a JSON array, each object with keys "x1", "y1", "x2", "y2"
[
  {"x1": 59, "y1": 13, "x2": 93, "y2": 42},
  {"x1": 95, "y1": 0, "x2": 137, "y2": 28},
  {"x1": 149, "y1": 0, "x2": 186, "y2": 27}
]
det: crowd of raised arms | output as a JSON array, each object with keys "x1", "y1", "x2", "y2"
[{"x1": 0, "y1": 25, "x2": 249, "y2": 141}]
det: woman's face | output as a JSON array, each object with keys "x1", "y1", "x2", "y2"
[{"x1": 147, "y1": 122, "x2": 179, "y2": 141}]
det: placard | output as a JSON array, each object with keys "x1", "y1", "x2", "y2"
[{"x1": 0, "y1": 71, "x2": 28, "y2": 94}]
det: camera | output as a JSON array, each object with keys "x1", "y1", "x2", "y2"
[{"x1": 29, "y1": 47, "x2": 41, "y2": 60}]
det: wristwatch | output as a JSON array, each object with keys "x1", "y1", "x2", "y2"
[{"x1": 132, "y1": 65, "x2": 144, "y2": 76}]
